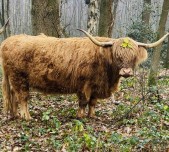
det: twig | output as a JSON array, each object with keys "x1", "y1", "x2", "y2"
[{"x1": 112, "y1": 92, "x2": 149, "y2": 124}]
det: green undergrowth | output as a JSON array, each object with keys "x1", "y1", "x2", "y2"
[{"x1": 0, "y1": 69, "x2": 169, "y2": 151}]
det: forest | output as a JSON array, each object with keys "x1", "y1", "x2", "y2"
[{"x1": 0, "y1": 0, "x2": 169, "y2": 151}]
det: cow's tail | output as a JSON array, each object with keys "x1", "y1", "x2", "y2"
[{"x1": 2, "y1": 62, "x2": 12, "y2": 115}]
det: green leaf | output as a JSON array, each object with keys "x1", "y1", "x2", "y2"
[
  {"x1": 121, "y1": 38, "x2": 132, "y2": 49},
  {"x1": 43, "y1": 115, "x2": 50, "y2": 120},
  {"x1": 121, "y1": 43, "x2": 128, "y2": 48},
  {"x1": 124, "y1": 38, "x2": 129, "y2": 43},
  {"x1": 164, "y1": 105, "x2": 168, "y2": 110}
]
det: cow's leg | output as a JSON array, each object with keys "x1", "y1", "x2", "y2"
[
  {"x1": 88, "y1": 98, "x2": 97, "y2": 118},
  {"x1": 15, "y1": 87, "x2": 31, "y2": 120},
  {"x1": 20, "y1": 98, "x2": 31, "y2": 120},
  {"x1": 10, "y1": 88, "x2": 19, "y2": 118},
  {"x1": 14, "y1": 90, "x2": 31, "y2": 120},
  {"x1": 77, "y1": 93, "x2": 88, "y2": 118},
  {"x1": 10, "y1": 74, "x2": 31, "y2": 120},
  {"x1": 77, "y1": 82, "x2": 92, "y2": 118}
]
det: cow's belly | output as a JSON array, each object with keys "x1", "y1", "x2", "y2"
[{"x1": 29, "y1": 76, "x2": 77, "y2": 94}]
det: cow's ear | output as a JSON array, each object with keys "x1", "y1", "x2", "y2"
[{"x1": 136, "y1": 47, "x2": 148, "y2": 65}]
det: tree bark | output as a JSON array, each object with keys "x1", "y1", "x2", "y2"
[
  {"x1": 148, "y1": 0, "x2": 169, "y2": 86},
  {"x1": 87, "y1": 0, "x2": 100, "y2": 35},
  {"x1": 142, "y1": 0, "x2": 151, "y2": 25},
  {"x1": 0, "y1": 0, "x2": 10, "y2": 39},
  {"x1": 164, "y1": 36, "x2": 169, "y2": 69},
  {"x1": 142, "y1": 0, "x2": 151, "y2": 42},
  {"x1": 98, "y1": 0, "x2": 119, "y2": 37},
  {"x1": 32, "y1": 0, "x2": 62, "y2": 37}
]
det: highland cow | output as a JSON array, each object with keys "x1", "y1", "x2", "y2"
[{"x1": 1, "y1": 29, "x2": 169, "y2": 120}]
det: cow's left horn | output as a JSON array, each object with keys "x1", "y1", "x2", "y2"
[
  {"x1": 77, "y1": 29, "x2": 113, "y2": 47},
  {"x1": 137, "y1": 33, "x2": 169, "y2": 48},
  {"x1": 0, "y1": 18, "x2": 10, "y2": 34}
]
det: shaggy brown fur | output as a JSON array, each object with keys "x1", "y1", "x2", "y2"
[{"x1": 1, "y1": 34, "x2": 147, "y2": 120}]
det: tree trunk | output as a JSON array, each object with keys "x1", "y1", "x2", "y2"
[
  {"x1": 87, "y1": 0, "x2": 100, "y2": 35},
  {"x1": 148, "y1": 0, "x2": 169, "y2": 86},
  {"x1": 164, "y1": 36, "x2": 169, "y2": 69},
  {"x1": 98, "y1": 0, "x2": 119, "y2": 102},
  {"x1": 32, "y1": 0, "x2": 62, "y2": 37},
  {"x1": 142, "y1": 0, "x2": 151, "y2": 42},
  {"x1": 0, "y1": 0, "x2": 9, "y2": 39},
  {"x1": 142, "y1": 0, "x2": 151, "y2": 25},
  {"x1": 98, "y1": 0, "x2": 119, "y2": 37},
  {"x1": 0, "y1": 0, "x2": 5, "y2": 27}
]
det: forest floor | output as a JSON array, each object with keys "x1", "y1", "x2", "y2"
[{"x1": 0, "y1": 69, "x2": 169, "y2": 152}]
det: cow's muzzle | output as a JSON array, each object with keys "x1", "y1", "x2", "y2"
[{"x1": 119, "y1": 68, "x2": 133, "y2": 78}]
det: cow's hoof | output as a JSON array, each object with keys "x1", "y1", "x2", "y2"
[
  {"x1": 87, "y1": 114, "x2": 96, "y2": 119},
  {"x1": 76, "y1": 113, "x2": 85, "y2": 119},
  {"x1": 9, "y1": 115, "x2": 20, "y2": 120},
  {"x1": 10, "y1": 112, "x2": 20, "y2": 119},
  {"x1": 77, "y1": 108, "x2": 85, "y2": 119},
  {"x1": 20, "y1": 112, "x2": 32, "y2": 121}
]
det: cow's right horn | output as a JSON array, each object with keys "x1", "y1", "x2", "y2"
[
  {"x1": 137, "y1": 33, "x2": 169, "y2": 48},
  {"x1": 0, "y1": 18, "x2": 10, "y2": 35},
  {"x1": 77, "y1": 29, "x2": 113, "y2": 47}
]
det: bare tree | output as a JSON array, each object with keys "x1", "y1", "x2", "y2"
[
  {"x1": 32, "y1": 0, "x2": 63, "y2": 37},
  {"x1": 98, "y1": 0, "x2": 119, "y2": 37},
  {"x1": 87, "y1": 0, "x2": 100, "y2": 35},
  {"x1": 142, "y1": 0, "x2": 151, "y2": 25},
  {"x1": 164, "y1": 35, "x2": 169, "y2": 68},
  {"x1": 0, "y1": 0, "x2": 10, "y2": 39},
  {"x1": 148, "y1": 0, "x2": 169, "y2": 86},
  {"x1": 142, "y1": 0, "x2": 151, "y2": 42}
]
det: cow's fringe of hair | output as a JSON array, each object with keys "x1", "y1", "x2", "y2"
[{"x1": 2, "y1": 62, "x2": 12, "y2": 115}]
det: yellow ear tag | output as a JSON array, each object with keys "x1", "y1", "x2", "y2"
[{"x1": 121, "y1": 38, "x2": 132, "y2": 48}]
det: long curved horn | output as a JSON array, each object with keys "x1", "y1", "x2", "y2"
[
  {"x1": 0, "y1": 18, "x2": 10, "y2": 34},
  {"x1": 77, "y1": 29, "x2": 113, "y2": 47},
  {"x1": 137, "y1": 33, "x2": 169, "y2": 48}
]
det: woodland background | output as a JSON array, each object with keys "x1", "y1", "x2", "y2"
[
  {"x1": 0, "y1": 0, "x2": 169, "y2": 151},
  {"x1": 0, "y1": 0, "x2": 169, "y2": 37}
]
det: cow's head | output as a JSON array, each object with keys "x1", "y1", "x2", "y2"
[
  {"x1": 78, "y1": 29, "x2": 169, "y2": 78},
  {"x1": 110, "y1": 37, "x2": 148, "y2": 78}
]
